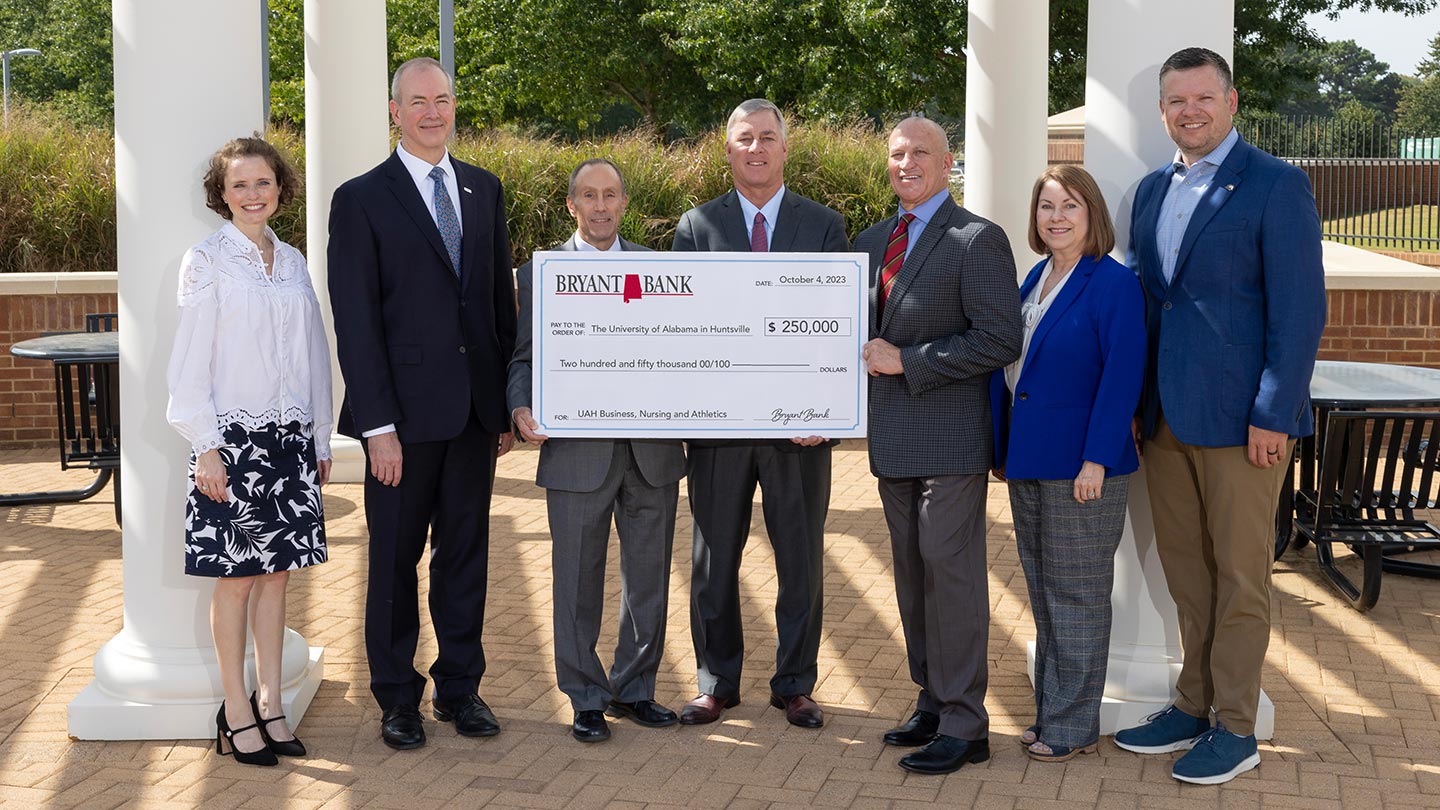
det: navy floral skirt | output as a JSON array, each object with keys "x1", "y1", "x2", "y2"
[{"x1": 185, "y1": 421, "x2": 327, "y2": 577}]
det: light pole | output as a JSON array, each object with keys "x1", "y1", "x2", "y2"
[
  {"x1": 439, "y1": 0, "x2": 454, "y2": 79},
  {"x1": 2, "y1": 48, "x2": 41, "y2": 126}
]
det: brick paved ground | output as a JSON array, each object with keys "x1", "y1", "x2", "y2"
[{"x1": 0, "y1": 443, "x2": 1438, "y2": 809}]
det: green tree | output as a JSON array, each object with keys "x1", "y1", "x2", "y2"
[
  {"x1": 1046, "y1": 0, "x2": 1438, "y2": 116},
  {"x1": 1278, "y1": 39, "x2": 1403, "y2": 119},
  {"x1": 1397, "y1": 34, "x2": 1440, "y2": 132},
  {"x1": 0, "y1": 0, "x2": 111, "y2": 126}
]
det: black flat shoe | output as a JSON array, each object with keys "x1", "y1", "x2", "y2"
[
  {"x1": 898, "y1": 735, "x2": 990, "y2": 775},
  {"x1": 572, "y1": 709, "x2": 611, "y2": 742},
  {"x1": 883, "y1": 709, "x2": 940, "y2": 746},
  {"x1": 215, "y1": 702, "x2": 278, "y2": 766},
  {"x1": 380, "y1": 704, "x2": 426, "y2": 750},
  {"x1": 433, "y1": 694, "x2": 500, "y2": 738},
  {"x1": 606, "y1": 699, "x2": 678, "y2": 728},
  {"x1": 250, "y1": 691, "x2": 306, "y2": 757}
]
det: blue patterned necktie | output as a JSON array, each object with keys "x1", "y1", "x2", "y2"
[{"x1": 429, "y1": 165, "x2": 462, "y2": 277}]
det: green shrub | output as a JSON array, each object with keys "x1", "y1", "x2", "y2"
[{"x1": 0, "y1": 112, "x2": 900, "y2": 272}]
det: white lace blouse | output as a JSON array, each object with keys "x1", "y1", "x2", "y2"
[{"x1": 165, "y1": 223, "x2": 334, "y2": 460}]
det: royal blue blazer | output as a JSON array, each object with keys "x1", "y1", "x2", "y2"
[
  {"x1": 1131, "y1": 135, "x2": 1327, "y2": 447},
  {"x1": 989, "y1": 254, "x2": 1145, "y2": 480}
]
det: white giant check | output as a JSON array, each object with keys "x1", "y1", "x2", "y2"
[{"x1": 532, "y1": 251, "x2": 869, "y2": 438}]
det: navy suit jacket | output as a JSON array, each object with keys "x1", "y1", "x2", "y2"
[
  {"x1": 1131, "y1": 134, "x2": 1326, "y2": 447},
  {"x1": 989, "y1": 254, "x2": 1145, "y2": 480},
  {"x1": 328, "y1": 151, "x2": 517, "y2": 443}
]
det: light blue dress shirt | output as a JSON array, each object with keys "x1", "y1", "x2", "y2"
[
  {"x1": 1155, "y1": 126, "x2": 1239, "y2": 283},
  {"x1": 736, "y1": 184, "x2": 785, "y2": 248},
  {"x1": 899, "y1": 189, "x2": 951, "y2": 259}
]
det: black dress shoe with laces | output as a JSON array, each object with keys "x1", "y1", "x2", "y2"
[
  {"x1": 883, "y1": 709, "x2": 940, "y2": 746},
  {"x1": 432, "y1": 694, "x2": 501, "y2": 738},
  {"x1": 572, "y1": 709, "x2": 611, "y2": 742},
  {"x1": 605, "y1": 699, "x2": 679, "y2": 728},
  {"x1": 380, "y1": 704, "x2": 426, "y2": 750},
  {"x1": 898, "y1": 735, "x2": 990, "y2": 775}
]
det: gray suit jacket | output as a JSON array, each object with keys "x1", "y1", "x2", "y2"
[
  {"x1": 858, "y1": 195, "x2": 1023, "y2": 478},
  {"x1": 672, "y1": 188, "x2": 848, "y2": 254},
  {"x1": 507, "y1": 235, "x2": 686, "y2": 493},
  {"x1": 672, "y1": 188, "x2": 849, "y2": 449}
]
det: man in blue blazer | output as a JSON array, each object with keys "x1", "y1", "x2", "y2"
[
  {"x1": 1113, "y1": 48, "x2": 1326, "y2": 785},
  {"x1": 329, "y1": 58, "x2": 517, "y2": 750}
]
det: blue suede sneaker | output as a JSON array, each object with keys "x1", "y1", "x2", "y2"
[
  {"x1": 1171, "y1": 725, "x2": 1260, "y2": 784},
  {"x1": 1112, "y1": 705, "x2": 1211, "y2": 754}
]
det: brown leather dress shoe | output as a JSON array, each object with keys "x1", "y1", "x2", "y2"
[
  {"x1": 769, "y1": 693, "x2": 824, "y2": 728},
  {"x1": 678, "y1": 693, "x2": 739, "y2": 725}
]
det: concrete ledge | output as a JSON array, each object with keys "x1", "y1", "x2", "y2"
[
  {"x1": 0, "y1": 272, "x2": 118, "y2": 296},
  {"x1": 1322, "y1": 241, "x2": 1440, "y2": 290}
]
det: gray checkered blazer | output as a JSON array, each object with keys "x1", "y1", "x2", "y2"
[{"x1": 859, "y1": 195, "x2": 1022, "y2": 478}]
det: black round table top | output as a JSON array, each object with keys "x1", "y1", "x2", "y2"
[
  {"x1": 9, "y1": 332, "x2": 118, "y2": 362},
  {"x1": 1311, "y1": 360, "x2": 1440, "y2": 408}
]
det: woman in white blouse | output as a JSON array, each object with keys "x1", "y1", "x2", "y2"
[{"x1": 167, "y1": 137, "x2": 331, "y2": 767}]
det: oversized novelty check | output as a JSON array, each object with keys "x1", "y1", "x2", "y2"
[{"x1": 531, "y1": 251, "x2": 869, "y2": 438}]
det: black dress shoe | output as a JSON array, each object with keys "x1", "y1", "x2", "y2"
[
  {"x1": 606, "y1": 699, "x2": 679, "y2": 727},
  {"x1": 380, "y1": 704, "x2": 425, "y2": 750},
  {"x1": 432, "y1": 694, "x2": 501, "y2": 738},
  {"x1": 898, "y1": 735, "x2": 990, "y2": 775},
  {"x1": 883, "y1": 709, "x2": 939, "y2": 746},
  {"x1": 572, "y1": 709, "x2": 611, "y2": 742}
]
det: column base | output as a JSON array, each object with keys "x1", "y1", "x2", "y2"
[
  {"x1": 328, "y1": 435, "x2": 365, "y2": 483},
  {"x1": 1027, "y1": 641, "x2": 1274, "y2": 739},
  {"x1": 67, "y1": 642, "x2": 324, "y2": 740}
]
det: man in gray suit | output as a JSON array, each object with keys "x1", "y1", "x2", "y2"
[
  {"x1": 509, "y1": 158, "x2": 685, "y2": 743},
  {"x1": 671, "y1": 98, "x2": 849, "y2": 728},
  {"x1": 860, "y1": 116, "x2": 1022, "y2": 774}
]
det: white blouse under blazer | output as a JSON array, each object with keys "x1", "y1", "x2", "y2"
[{"x1": 165, "y1": 222, "x2": 334, "y2": 459}]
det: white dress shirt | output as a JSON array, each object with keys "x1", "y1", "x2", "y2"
[
  {"x1": 1004, "y1": 258, "x2": 1073, "y2": 394},
  {"x1": 166, "y1": 222, "x2": 334, "y2": 459},
  {"x1": 572, "y1": 231, "x2": 623, "y2": 252}
]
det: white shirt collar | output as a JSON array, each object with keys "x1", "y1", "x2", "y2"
[
  {"x1": 572, "y1": 231, "x2": 623, "y2": 252},
  {"x1": 396, "y1": 141, "x2": 453, "y2": 183},
  {"x1": 736, "y1": 184, "x2": 786, "y2": 232}
]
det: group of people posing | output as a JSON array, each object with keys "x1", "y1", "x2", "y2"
[{"x1": 165, "y1": 45, "x2": 1326, "y2": 787}]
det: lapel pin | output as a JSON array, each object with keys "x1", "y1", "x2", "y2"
[
  {"x1": 1224, "y1": 184, "x2": 1235, "y2": 191},
  {"x1": 462, "y1": 186, "x2": 473, "y2": 194}
]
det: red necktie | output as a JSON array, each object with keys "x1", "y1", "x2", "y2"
[
  {"x1": 750, "y1": 212, "x2": 768, "y2": 253},
  {"x1": 877, "y1": 213, "x2": 915, "y2": 317}
]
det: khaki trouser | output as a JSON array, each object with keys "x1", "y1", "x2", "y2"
[{"x1": 1144, "y1": 417, "x2": 1293, "y2": 736}]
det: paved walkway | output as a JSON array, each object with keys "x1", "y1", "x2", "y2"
[{"x1": 0, "y1": 444, "x2": 1437, "y2": 809}]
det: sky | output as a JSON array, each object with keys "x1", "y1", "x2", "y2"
[{"x1": 1305, "y1": 7, "x2": 1440, "y2": 76}]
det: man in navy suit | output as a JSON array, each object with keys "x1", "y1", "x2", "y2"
[
  {"x1": 1113, "y1": 47, "x2": 1325, "y2": 785},
  {"x1": 328, "y1": 57, "x2": 517, "y2": 750}
]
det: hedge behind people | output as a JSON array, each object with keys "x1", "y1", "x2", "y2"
[{"x1": 0, "y1": 109, "x2": 906, "y2": 272}]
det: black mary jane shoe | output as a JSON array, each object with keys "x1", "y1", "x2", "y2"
[
  {"x1": 606, "y1": 699, "x2": 679, "y2": 728},
  {"x1": 572, "y1": 709, "x2": 611, "y2": 742},
  {"x1": 883, "y1": 709, "x2": 940, "y2": 747},
  {"x1": 898, "y1": 735, "x2": 990, "y2": 775},
  {"x1": 215, "y1": 702, "x2": 278, "y2": 766},
  {"x1": 250, "y1": 692, "x2": 306, "y2": 757}
]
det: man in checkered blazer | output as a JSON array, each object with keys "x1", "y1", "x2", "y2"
[{"x1": 859, "y1": 116, "x2": 1023, "y2": 776}]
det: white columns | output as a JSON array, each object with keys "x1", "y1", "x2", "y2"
[
  {"x1": 1083, "y1": 0, "x2": 1271, "y2": 738},
  {"x1": 304, "y1": 0, "x2": 390, "y2": 484},
  {"x1": 68, "y1": 0, "x2": 321, "y2": 740},
  {"x1": 963, "y1": 0, "x2": 1049, "y2": 269}
]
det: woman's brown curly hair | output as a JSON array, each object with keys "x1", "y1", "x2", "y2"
[{"x1": 201, "y1": 136, "x2": 300, "y2": 220}]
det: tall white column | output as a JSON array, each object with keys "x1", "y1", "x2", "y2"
[
  {"x1": 1084, "y1": 0, "x2": 1271, "y2": 739},
  {"x1": 304, "y1": 0, "x2": 389, "y2": 484},
  {"x1": 963, "y1": 0, "x2": 1049, "y2": 269},
  {"x1": 69, "y1": 0, "x2": 322, "y2": 740}
]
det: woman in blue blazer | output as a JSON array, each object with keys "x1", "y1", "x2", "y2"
[{"x1": 989, "y1": 166, "x2": 1145, "y2": 762}]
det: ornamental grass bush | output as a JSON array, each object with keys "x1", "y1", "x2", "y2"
[{"x1": 0, "y1": 110, "x2": 901, "y2": 272}]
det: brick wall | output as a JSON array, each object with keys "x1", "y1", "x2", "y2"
[
  {"x1": 1319, "y1": 289, "x2": 1440, "y2": 368},
  {"x1": 0, "y1": 289, "x2": 117, "y2": 448}
]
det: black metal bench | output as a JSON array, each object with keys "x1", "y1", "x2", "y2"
[{"x1": 1291, "y1": 410, "x2": 1440, "y2": 611}]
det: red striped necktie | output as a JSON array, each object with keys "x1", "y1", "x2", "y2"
[{"x1": 877, "y1": 213, "x2": 916, "y2": 318}]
